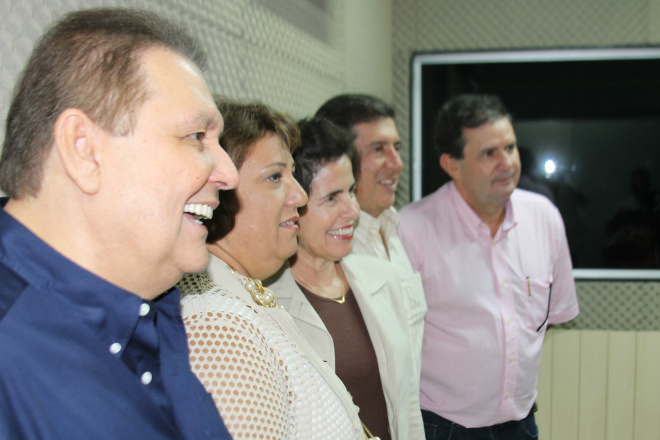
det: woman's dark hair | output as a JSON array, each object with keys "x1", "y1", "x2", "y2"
[
  {"x1": 206, "y1": 99, "x2": 301, "y2": 242},
  {"x1": 293, "y1": 117, "x2": 359, "y2": 196}
]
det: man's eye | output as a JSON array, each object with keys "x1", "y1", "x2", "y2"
[
  {"x1": 190, "y1": 132, "x2": 205, "y2": 141},
  {"x1": 268, "y1": 173, "x2": 282, "y2": 182}
]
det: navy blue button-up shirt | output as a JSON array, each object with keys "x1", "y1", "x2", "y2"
[{"x1": 0, "y1": 200, "x2": 231, "y2": 439}]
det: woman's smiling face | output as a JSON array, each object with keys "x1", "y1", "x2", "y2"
[
  {"x1": 221, "y1": 133, "x2": 307, "y2": 279},
  {"x1": 296, "y1": 154, "x2": 360, "y2": 263}
]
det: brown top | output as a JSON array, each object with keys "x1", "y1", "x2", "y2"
[{"x1": 297, "y1": 283, "x2": 391, "y2": 440}]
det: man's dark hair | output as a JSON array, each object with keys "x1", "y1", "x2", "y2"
[
  {"x1": 315, "y1": 94, "x2": 395, "y2": 134},
  {"x1": 434, "y1": 94, "x2": 511, "y2": 159},
  {"x1": 207, "y1": 99, "x2": 301, "y2": 243},
  {"x1": 0, "y1": 8, "x2": 207, "y2": 198},
  {"x1": 293, "y1": 117, "x2": 359, "y2": 196}
]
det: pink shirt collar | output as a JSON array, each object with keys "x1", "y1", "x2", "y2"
[{"x1": 447, "y1": 181, "x2": 518, "y2": 241}]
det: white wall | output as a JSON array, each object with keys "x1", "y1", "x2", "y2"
[{"x1": 342, "y1": 0, "x2": 393, "y2": 102}]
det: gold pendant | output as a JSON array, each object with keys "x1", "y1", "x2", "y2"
[{"x1": 243, "y1": 277, "x2": 279, "y2": 308}]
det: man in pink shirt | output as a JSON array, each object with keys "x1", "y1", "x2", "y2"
[{"x1": 398, "y1": 94, "x2": 579, "y2": 440}]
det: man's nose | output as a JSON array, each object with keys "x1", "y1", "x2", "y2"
[
  {"x1": 386, "y1": 146, "x2": 403, "y2": 170},
  {"x1": 211, "y1": 143, "x2": 239, "y2": 190}
]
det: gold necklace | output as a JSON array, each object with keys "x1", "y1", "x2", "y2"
[
  {"x1": 226, "y1": 264, "x2": 280, "y2": 308},
  {"x1": 292, "y1": 263, "x2": 347, "y2": 304},
  {"x1": 361, "y1": 420, "x2": 381, "y2": 440}
]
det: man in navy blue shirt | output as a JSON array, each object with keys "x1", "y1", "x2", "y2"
[{"x1": 0, "y1": 8, "x2": 239, "y2": 439}]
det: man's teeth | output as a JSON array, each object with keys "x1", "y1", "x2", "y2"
[
  {"x1": 328, "y1": 226, "x2": 354, "y2": 236},
  {"x1": 184, "y1": 204, "x2": 213, "y2": 223},
  {"x1": 380, "y1": 179, "x2": 396, "y2": 185},
  {"x1": 280, "y1": 220, "x2": 297, "y2": 226}
]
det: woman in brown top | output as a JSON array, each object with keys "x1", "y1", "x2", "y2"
[{"x1": 266, "y1": 118, "x2": 423, "y2": 440}]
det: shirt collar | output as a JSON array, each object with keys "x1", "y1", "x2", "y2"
[
  {"x1": 0, "y1": 198, "x2": 164, "y2": 356},
  {"x1": 501, "y1": 197, "x2": 517, "y2": 231},
  {"x1": 447, "y1": 182, "x2": 517, "y2": 241},
  {"x1": 356, "y1": 206, "x2": 399, "y2": 239}
]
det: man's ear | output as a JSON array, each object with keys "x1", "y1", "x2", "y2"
[
  {"x1": 53, "y1": 109, "x2": 102, "y2": 194},
  {"x1": 440, "y1": 153, "x2": 459, "y2": 180}
]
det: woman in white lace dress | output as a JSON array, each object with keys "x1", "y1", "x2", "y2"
[{"x1": 178, "y1": 100, "x2": 364, "y2": 440}]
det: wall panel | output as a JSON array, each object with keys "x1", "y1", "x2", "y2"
[
  {"x1": 606, "y1": 332, "x2": 636, "y2": 440},
  {"x1": 540, "y1": 329, "x2": 660, "y2": 440},
  {"x1": 634, "y1": 332, "x2": 660, "y2": 440},
  {"x1": 578, "y1": 331, "x2": 608, "y2": 440},
  {"x1": 549, "y1": 330, "x2": 580, "y2": 439}
]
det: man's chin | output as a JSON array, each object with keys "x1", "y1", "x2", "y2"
[
  {"x1": 493, "y1": 179, "x2": 516, "y2": 193},
  {"x1": 181, "y1": 251, "x2": 211, "y2": 275},
  {"x1": 491, "y1": 188, "x2": 515, "y2": 204},
  {"x1": 381, "y1": 193, "x2": 397, "y2": 209}
]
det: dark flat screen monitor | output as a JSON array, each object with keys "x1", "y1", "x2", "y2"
[{"x1": 411, "y1": 48, "x2": 660, "y2": 279}]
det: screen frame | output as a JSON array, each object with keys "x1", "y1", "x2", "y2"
[{"x1": 410, "y1": 47, "x2": 660, "y2": 280}]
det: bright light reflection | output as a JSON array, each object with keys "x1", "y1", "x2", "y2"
[{"x1": 544, "y1": 159, "x2": 556, "y2": 176}]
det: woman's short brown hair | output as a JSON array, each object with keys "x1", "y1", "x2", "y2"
[{"x1": 206, "y1": 99, "x2": 301, "y2": 242}]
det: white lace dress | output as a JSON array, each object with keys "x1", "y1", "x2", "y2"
[{"x1": 178, "y1": 266, "x2": 362, "y2": 440}]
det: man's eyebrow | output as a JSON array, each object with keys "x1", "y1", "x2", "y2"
[
  {"x1": 322, "y1": 189, "x2": 343, "y2": 199},
  {"x1": 370, "y1": 140, "x2": 400, "y2": 146},
  {"x1": 181, "y1": 113, "x2": 221, "y2": 131}
]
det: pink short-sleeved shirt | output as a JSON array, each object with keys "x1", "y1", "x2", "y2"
[{"x1": 398, "y1": 182, "x2": 579, "y2": 428}]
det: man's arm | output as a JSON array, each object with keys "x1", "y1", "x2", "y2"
[{"x1": 547, "y1": 204, "x2": 580, "y2": 325}]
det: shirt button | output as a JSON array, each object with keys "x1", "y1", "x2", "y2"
[
  {"x1": 109, "y1": 342, "x2": 122, "y2": 354},
  {"x1": 507, "y1": 318, "x2": 512, "y2": 325},
  {"x1": 139, "y1": 303, "x2": 151, "y2": 317},
  {"x1": 500, "y1": 280, "x2": 507, "y2": 287},
  {"x1": 141, "y1": 371, "x2": 153, "y2": 385},
  {"x1": 509, "y1": 355, "x2": 516, "y2": 361},
  {"x1": 505, "y1": 392, "x2": 510, "y2": 398}
]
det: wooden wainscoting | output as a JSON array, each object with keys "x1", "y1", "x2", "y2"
[{"x1": 536, "y1": 329, "x2": 660, "y2": 440}]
